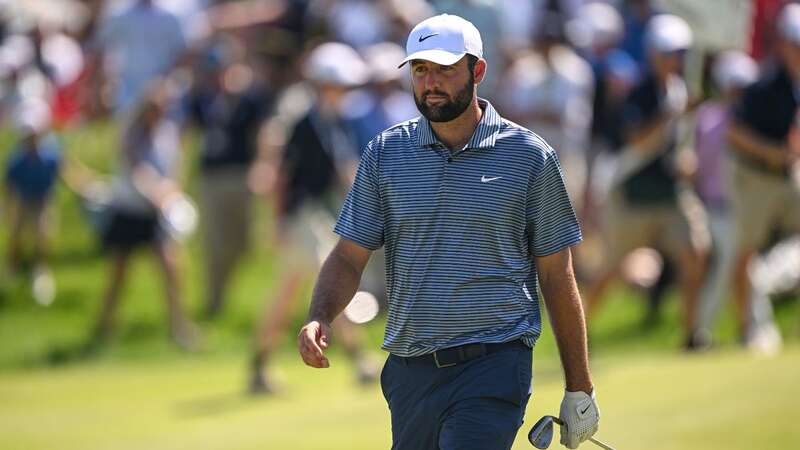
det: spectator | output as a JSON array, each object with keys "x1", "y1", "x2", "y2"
[
  {"x1": 726, "y1": 3, "x2": 800, "y2": 351},
  {"x1": 619, "y1": 0, "x2": 659, "y2": 69},
  {"x1": 91, "y1": 0, "x2": 188, "y2": 116},
  {"x1": 250, "y1": 42, "x2": 377, "y2": 394},
  {"x1": 499, "y1": 12, "x2": 593, "y2": 213},
  {"x1": 3, "y1": 98, "x2": 60, "y2": 305},
  {"x1": 576, "y1": 1, "x2": 638, "y2": 226},
  {"x1": 185, "y1": 38, "x2": 273, "y2": 317},
  {"x1": 691, "y1": 50, "x2": 759, "y2": 349},
  {"x1": 584, "y1": 14, "x2": 709, "y2": 349},
  {"x1": 342, "y1": 41, "x2": 417, "y2": 153},
  {"x1": 89, "y1": 81, "x2": 199, "y2": 350}
]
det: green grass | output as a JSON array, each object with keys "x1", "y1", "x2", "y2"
[
  {"x1": 1, "y1": 347, "x2": 798, "y2": 450},
  {"x1": 1, "y1": 121, "x2": 799, "y2": 449}
]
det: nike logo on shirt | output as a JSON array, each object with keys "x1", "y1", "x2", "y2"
[{"x1": 481, "y1": 176, "x2": 502, "y2": 183}]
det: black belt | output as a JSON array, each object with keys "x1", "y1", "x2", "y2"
[{"x1": 398, "y1": 340, "x2": 527, "y2": 368}]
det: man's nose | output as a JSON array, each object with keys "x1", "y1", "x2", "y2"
[{"x1": 423, "y1": 70, "x2": 441, "y2": 90}]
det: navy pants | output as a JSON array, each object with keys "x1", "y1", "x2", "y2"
[{"x1": 380, "y1": 342, "x2": 533, "y2": 450}]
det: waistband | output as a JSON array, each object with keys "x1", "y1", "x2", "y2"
[
  {"x1": 392, "y1": 339, "x2": 528, "y2": 368},
  {"x1": 735, "y1": 153, "x2": 790, "y2": 178}
]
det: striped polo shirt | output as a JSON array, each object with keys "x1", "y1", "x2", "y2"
[{"x1": 334, "y1": 99, "x2": 581, "y2": 357}]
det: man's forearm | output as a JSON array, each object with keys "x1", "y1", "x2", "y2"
[
  {"x1": 540, "y1": 263, "x2": 593, "y2": 393},
  {"x1": 307, "y1": 249, "x2": 364, "y2": 324},
  {"x1": 728, "y1": 123, "x2": 787, "y2": 168},
  {"x1": 626, "y1": 113, "x2": 672, "y2": 154}
]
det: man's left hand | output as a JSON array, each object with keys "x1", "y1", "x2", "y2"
[{"x1": 559, "y1": 389, "x2": 600, "y2": 449}]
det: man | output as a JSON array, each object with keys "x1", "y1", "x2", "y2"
[
  {"x1": 4, "y1": 98, "x2": 60, "y2": 305},
  {"x1": 727, "y1": 3, "x2": 800, "y2": 350},
  {"x1": 185, "y1": 38, "x2": 272, "y2": 317},
  {"x1": 584, "y1": 14, "x2": 708, "y2": 348},
  {"x1": 298, "y1": 14, "x2": 600, "y2": 450},
  {"x1": 251, "y1": 42, "x2": 377, "y2": 393},
  {"x1": 91, "y1": 0, "x2": 187, "y2": 116},
  {"x1": 500, "y1": 13, "x2": 593, "y2": 217},
  {"x1": 692, "y1": 51, "x2": 763, "y2": 349}
]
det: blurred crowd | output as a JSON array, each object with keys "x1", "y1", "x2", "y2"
[{"x1": 2, "y1": 0, "x2": 799, "y2": 392}]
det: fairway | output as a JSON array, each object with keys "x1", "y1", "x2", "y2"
[{"x1": 1, "y1": 345, "x2": 798, "y2": 450}]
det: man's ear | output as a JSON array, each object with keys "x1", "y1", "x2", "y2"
[{"x1": 473, "y1": 58, "x2": 487, "y2": 84}]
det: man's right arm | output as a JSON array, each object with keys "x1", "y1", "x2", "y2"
[
  {"x1": 298, "y1": 238, "x2": 372, "y2": 368},
  {"x1": 728, "y1": 121, "x2": 790, "y2": 170},
  {"x1": 624, "y1": 112, "x2": 673, "y2": 154}
]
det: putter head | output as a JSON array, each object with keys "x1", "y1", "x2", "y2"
[{"x1": 528, "y1": 415, "x2": 557, "y2": 449}]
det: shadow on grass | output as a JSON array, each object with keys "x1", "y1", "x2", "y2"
[
  {"x1": 173, "y1": 390, "x2": 270, "y2": 419},
  {"x1": 49, "y1": 246, "x2": 103, "y2": 266}
]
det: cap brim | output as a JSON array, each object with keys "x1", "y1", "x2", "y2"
[{"x1": 398, "y1": 49, "x2": 466, "y2": 68}]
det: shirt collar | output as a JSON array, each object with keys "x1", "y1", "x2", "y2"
[{"x1": 417, "y1": 98, "x2": 503, "y2": 150}]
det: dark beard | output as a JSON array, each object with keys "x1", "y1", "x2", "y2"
[{"x1": 414, "y1": 73, "x2": 475, "y2": 123}]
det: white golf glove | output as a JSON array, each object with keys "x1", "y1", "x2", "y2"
[{"x1": 559, "y1": 390, "x2": 600, "y2": 449}]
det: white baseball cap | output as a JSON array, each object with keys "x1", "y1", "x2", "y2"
[
  {"x1": 645, "y1": 14, "x2": 693, "y2": 53},
  {"x1": 14, "y1": 97, "x2": 51, "y2": 135},
  {"x1": 398, "y1": 13, "x2": 483, "y2": 68},
  {"x1": 303, "y1": 42, "x2": 369, "y2": 87},
  {"x1": 778, "y1": 3, "x2": 800, "y2": 45},
  {"x1": 712, "y1": 50, "x2": 758, "y2": 91},
  {"x1": 363, "y1": 42, "x2": 407, "y2": 83}
]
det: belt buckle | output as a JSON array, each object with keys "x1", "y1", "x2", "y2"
[{"x1": 433, "y1": 351, "x2": 456, "y2": 368}]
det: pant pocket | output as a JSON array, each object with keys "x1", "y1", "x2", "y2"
[{"x1": 380, "y1": 355, "x2": 394, "y2": 403}]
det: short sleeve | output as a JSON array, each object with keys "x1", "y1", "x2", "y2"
[
  {"x1": 334, "y1": 137, "x2": 384, "y2": 250},
  {"x1": 526, "y1": 147, "x2": 582, "y2": 256},
  {"x1": 733, "y1": 82, "x2": 765, "y2": 131},
  {"x1": 624, "y1": 97, "x2": 651, "y2": 139}
]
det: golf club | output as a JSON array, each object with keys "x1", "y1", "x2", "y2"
[{"x1": 528, "y1": 415, "x2": 616, "y2": 450}]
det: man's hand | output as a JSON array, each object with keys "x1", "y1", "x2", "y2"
[
  {"x1": 298, "y1": 320, "x2": 332, "y2": 368},
  {"x1": 559, "y1": 390, "x2": 600, "y2": 449}
]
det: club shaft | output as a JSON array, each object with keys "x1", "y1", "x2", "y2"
[
  {"x1": 589, "y1": 437, "x2": 615, "y2": 450},
  {"x1": 549, "y1": 417, "x2": 615, "y2": 450}
]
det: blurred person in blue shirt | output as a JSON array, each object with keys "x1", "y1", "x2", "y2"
[
  {"x1": 91, "y1": 0, "x2": 188, "y2": 116},
  {"x1": 3, "y1": 98, "x2": 61, "y2": 305}
]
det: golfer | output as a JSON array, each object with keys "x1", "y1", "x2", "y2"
[{"x1": 298, "y1": 14, "x2": 600, "y2": 450}]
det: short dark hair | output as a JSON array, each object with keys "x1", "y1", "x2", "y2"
[{"x1": 466, "y1": 54, "x2": 478, "y2": 74}]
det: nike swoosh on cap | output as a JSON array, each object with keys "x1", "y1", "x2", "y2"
[{"x1": 418, "y1": 33, "x2": 438, "y2": 42}]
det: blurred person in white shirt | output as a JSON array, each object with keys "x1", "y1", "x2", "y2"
[
  {"x1": 499, "y1": 12, "x2": 593, "y2": 212},
  {"x1": 91, "y1": 0, "x2": 188, "y2": 116}
]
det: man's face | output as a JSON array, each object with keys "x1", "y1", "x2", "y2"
[
  {"x1": 651, "y1": 49, "x2": 686, "y2": 77},
  {"x1": 410, "y1": 57, "x2": 475, "y2": 123},
  {"x1": 780, "y1": 39, "x2": 800, "y2": 75}
]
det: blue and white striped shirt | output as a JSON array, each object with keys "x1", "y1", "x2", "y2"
[{"x1": 334, "y1": 99, "x2": 581, "y2": 357}]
